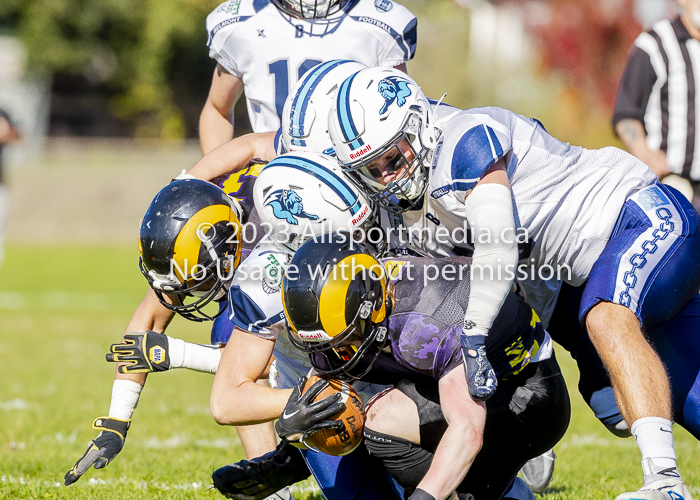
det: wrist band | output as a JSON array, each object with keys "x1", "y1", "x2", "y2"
[{"x1": 108, "y1": 379, "x2": 142, "y2": 420}]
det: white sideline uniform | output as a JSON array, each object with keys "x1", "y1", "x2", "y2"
[
  {"x1": 206, "y1": 0, "x2": 417, "y2": 132},
  {"x1": 392, "y1": 105, "x2": 658, "y2": 324},
  {"x1": 227, "y1": 239, "x2": 386, "y2": 400}
]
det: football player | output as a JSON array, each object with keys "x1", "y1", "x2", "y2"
[
  {"x1": 188, "y1": 60, "x2": 556, "y2": 493},
  {"x1": 328, "y1": 66, "x2": 700, "y2": 500},
  {"x1": 280, "y1": 233, "x2": 570, "y2": 500},
  {"x1": 199, "y1": 0, "x2": 418, "y2": 154},
  {"x1": 208, "y1": 152, "x2": 405, "y2": 499},
  {"x1": 63, "y1": 174, "x2": 305, "y2": 500}
]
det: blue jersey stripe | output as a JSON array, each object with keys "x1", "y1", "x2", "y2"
[
  {"x1": 265, "y1": 156, "x2": 360, "y2": 214},
  {"x1": 290, "y1": 60, "x2": 352, "y2": 148},
  {"x1": 336, "y1": 73, "x2": 364, "y2": 151}
]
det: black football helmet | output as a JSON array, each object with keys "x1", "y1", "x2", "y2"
[
  {"x1": 281, "y1": 232, "x2": 391, "y2": 379},
  {"x1": 139, "y1": 179, "x2": 242, "y2": 321},
  {"x1": 271, "y1": 0, "x2": 350, "y2": 19}
]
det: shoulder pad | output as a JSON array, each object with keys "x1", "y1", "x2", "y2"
[
  {"x1": 347, "y1": 0, "x2": 417, "y2": 61},
  {"x1": 206, "y1": 0, "x2": 261, "y2": 47}
]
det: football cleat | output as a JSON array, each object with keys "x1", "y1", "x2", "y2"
[
  {"x1": 615, "y1": 479, "x2": 695, "y2": 500},
  {"x1": 212, "y1": 440, "x2": 311, "y2": 500},
  {"x1": 520, "y1": 449, "x2": 556, "y2": 493}
]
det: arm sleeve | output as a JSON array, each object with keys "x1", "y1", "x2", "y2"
[
  {"x1": 612, "y1": 46, "x2": 657, "y2": 133},
  {"x1": 462, "y1": 184, "x2": 518, "y2": 337}
]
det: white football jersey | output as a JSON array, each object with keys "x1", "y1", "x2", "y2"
[
  {"x1": 227, "y1": 238, "x2": 310, "y2": 369},
  {"x1": 426, "y1": 105, "x2": 658, "y2": 286},
  {"x1": 206, "y1": 0, "x2": 417, "y2": 132}
]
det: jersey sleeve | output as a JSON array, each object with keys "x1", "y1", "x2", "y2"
[
  {"x1": 446, "y1": 123, "x2": 509, "y2": 196},
  {"x1": 612, "y1": 44, "x2": 657, "y2": 132},
  {"x1": 228, "y1": 285, "x2": 285, "y2": 339},
  {"x1": 226, "y1": 247, "x2": 288, "y2": 339},
  {"x1": 349, "y1": 1, "x2": 418, "y2": 67},
  {"x1": 206, "y1": 1, "x2": 257, "y2": 77}
]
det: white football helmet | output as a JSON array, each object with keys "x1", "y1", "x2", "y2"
[
  {"x1": 281, "y1": 59, "x2": 366, "y2": 155},
  {"x1": 271, "y1": 0, "x2": 349, "y2": 19},
  {"x1": 253, "y1": 151, "x2": 377, "y2": 254},
  {"x1": 328, "y1": 67, "x2": 439, "y2": 213}
]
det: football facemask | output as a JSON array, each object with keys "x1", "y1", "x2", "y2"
[{"x1": 271, "y1": 0, "x2": 348, "y2": 19}]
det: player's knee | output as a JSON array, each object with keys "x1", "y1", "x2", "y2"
[
  {"x1": 365, "y1": 388, "x2": 419, "y2": 442},
  {"x1": 209, "y1": 392, "x2": 233, "y2": 426},
  {"x1": 363, "y1": 427, "x2": 432, "y2": 490}
]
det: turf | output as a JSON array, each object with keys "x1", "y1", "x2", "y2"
[{"x1": 0, "y1": 245, "x2": 698, "y2": 499}]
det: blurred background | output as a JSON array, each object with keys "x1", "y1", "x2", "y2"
[{"x1": 0, "y1": 0, "x2": 680, "y2": 245}]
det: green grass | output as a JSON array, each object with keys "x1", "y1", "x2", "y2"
[{"x1": 1, "y1": 245, "x2": 699, "y2": 499}]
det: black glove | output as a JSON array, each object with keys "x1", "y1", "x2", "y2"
[
  {"x1": 275, "y1": 376, "x2": 345, "y2": 443},
  {"x1": 460, "y1": 333, "x2": 497, "y2": 401},
  {"x1": 212, "y1": 440, "x2": 311, "y2": 500},
  {"x1": 106, "y1": 331, "x2": 170, "y2": 374},
  {"x1": 64, "y1": 417, "x2": 130, "y2": 486}
]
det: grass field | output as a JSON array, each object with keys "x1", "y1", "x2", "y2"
[{"x1": 1, "y1": 244, "x2": 699, "y2": 499}]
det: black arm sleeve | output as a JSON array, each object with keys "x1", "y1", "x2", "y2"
[{"x1": 612, "y1": 46, "x2": 658, "y2": 135}]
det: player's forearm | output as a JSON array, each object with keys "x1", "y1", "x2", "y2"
[
  {"x1": 463, "y1": 183, "x2": 517, "y2": 336},
  {"x1": 210, "y1": 380, "x2": 292, "y2": 426},
  {"x1": 188, "y1": 131, "x2": 277, "y2": 181},
  {"x1": 199, "y1": 103, "x2": 235, "y2": 156},
  {"x1": 416, "y1": 421, "x2": 483, "y2": 500},
  {"x1": 418, "y1": 369, "x2": 486, "y2": 500}
]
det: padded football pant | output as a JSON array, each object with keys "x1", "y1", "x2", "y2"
[
  {"x1": 550, "y1": 284, "x2": 700, "y2": 439},
  {"x1": 301, "y1": 445, "x2": 404, "y2": 500},
  {"x1": 363, "y1": 356, "x2": 570, "y2": 500}
]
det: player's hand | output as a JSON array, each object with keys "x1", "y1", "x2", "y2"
[
  {"x1": 275, "y1": 376, "x2": 345, "y2": 442},
  {"x1": 106, "y1": 331, "x2": 170, "y2": 374},
  {"x1": 64, "y1": 417, "x2": 129, "y2": 486},
  {"x1": 460, "y1": 333, "x2": 497, "y2": 401}
]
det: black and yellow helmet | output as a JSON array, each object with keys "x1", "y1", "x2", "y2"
[
  {"x1": 139, "y1": 179, "x2": 242, "y2": 321},
  {"x1": 282, "y1": 232, "x2": 390, "y2": 379}
]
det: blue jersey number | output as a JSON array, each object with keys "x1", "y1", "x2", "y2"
[{"x1": 268, "y1": 59, "x2": 323, "y2": 119}]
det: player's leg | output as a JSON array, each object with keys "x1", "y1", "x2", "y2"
[
  {"x1": 581, "y1": 184, "x2": 700, "y2": 498},
  {"x1": 650, "y1": 295, "x2": 700, "y2": 438},
  {"x1": 210, "y1": 308, "x2": 295, "y2": 500},
  {"x1": 548, "y1": 283, "x2": 630, "y2": 437},
  {"x1": 364, "y1": 369, "x2": 569, "y2": 500}
]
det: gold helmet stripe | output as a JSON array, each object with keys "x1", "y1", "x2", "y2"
[
  {"x1": 172, "y1": 204, "x2": 241, "y2": 282},
  {"x1": 318, "y1": 254, "x2": 387, "y2": 338}
]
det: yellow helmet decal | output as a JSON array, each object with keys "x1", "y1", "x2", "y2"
[
  {"x1": 318, "y1": 254, "x2": 387, "y2": 338},
  {"x1": 172, "y1": 204, "x2": 241, "y2": 282}
]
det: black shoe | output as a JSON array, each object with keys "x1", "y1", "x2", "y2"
[{"x1": 212, "y1": 440, "x2": 312, "y2": 500}]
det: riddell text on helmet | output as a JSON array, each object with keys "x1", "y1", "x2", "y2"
[{"x1": 349, "y1": 144, "x2": 372, "y2": 160}]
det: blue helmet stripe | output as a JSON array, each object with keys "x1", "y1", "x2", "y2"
[
  {"x1": 336, "y1": 72, "x2": 364, "y2": 151},
  {"x1": 290, "y1": 60, "x2": 352, "y2": 148},
  {"x1": 264, "y1": 156, "x2": 361, "y2": 215}
]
